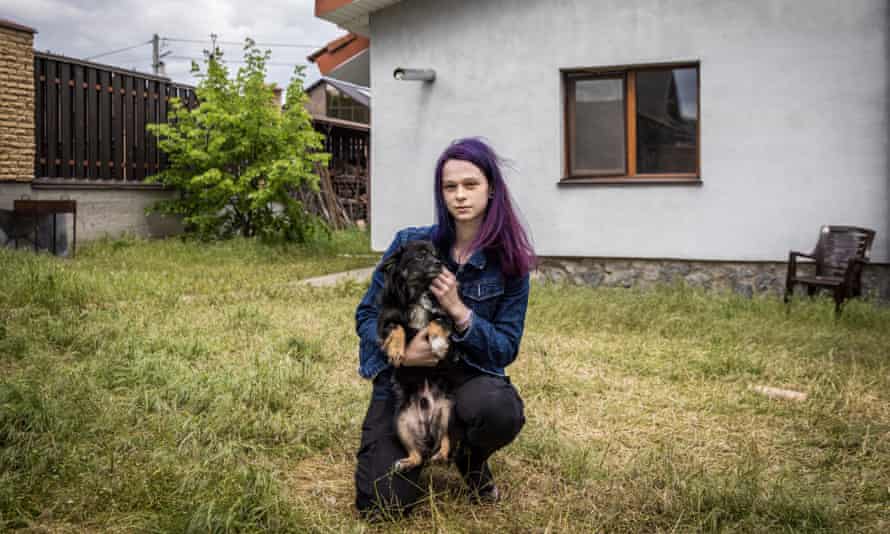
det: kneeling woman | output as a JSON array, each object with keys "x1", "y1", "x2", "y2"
[{"x1": 354, "y1": 137, "x2": 536, "y2": 517}]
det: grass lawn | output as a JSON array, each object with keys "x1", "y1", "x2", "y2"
[{"x1": 2, "y1": 231, "x2": 889, "y2": 532}]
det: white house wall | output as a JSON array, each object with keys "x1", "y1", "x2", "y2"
[{"x1": 369, "y1": 0, "x2": 889, "y2": 262}]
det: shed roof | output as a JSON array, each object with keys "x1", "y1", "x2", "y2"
[{"x1": 306, "y1": 76, "x2": 370, "y2": 108}]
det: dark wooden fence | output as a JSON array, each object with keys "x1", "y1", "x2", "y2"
[{"x1": 34, "y1": 51, "x2": 196, "y2": 181}]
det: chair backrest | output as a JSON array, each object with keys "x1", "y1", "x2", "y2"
[{"x1": 813, "y1": 226, "x2": 876, "y2": 277}]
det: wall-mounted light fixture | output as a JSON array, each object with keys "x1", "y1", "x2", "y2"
[{"x1": 393, "y1": 67, "x2": 436, "y2": 82}]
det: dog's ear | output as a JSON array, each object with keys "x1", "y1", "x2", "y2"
[
  {"x1": 379, "y1": 245, "x2": 408, "y2": 306},
  {"x1": 379, "y1": 245, "x2": 403, "y2": 279}
]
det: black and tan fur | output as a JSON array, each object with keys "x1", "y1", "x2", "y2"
[{"x1": 377, "y1": 240, "x2": 458, "y2": 472}]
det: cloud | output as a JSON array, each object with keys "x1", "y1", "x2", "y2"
[{"x1": 1, "y1": 0, "x2": 345, "y2": 88}]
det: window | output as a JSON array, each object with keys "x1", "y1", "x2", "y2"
[
  {"x1": 563, "y1": 63, "x2": 700, "y2": 183},
  {"x1": 325, "y1": 85, "x2": 369, "y2": 124}
]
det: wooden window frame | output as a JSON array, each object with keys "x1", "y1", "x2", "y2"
[{"x1": 561, "y1": 62, "x2": 701, "y2": 185}]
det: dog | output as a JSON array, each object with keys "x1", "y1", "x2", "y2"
[{"x1": 377, "y1": 240, "x2": 458, "y2": 472}]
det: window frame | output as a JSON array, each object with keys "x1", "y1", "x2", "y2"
[{"x1": 561, "y1": 62, "x2": 701, "y2": 185}]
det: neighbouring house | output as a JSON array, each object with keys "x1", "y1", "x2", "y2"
[
  {"x1": 304, "y1": 76, "x2": 371, "y2": 223},
  {"x1": 305, "y1": 76, "x2": 370, "y2": 126},
  {"x1": 0, "y1": 18, "x2": 187, "y2": 250},
  {"x1": 314, "y1": 0, "x2": 890, "y2": 298},
  {"x1": 307, "y1": 34, "x2": 372, "y2": 224},
  {"x1": 307, "y1": 32, "x2": 370, "y2": 87}
]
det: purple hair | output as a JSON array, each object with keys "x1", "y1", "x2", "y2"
[{"x1": 431, "y1": 138, "x2": 536, "y2": 278}]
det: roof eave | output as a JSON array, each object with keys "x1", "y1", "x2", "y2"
[{"x1": 314, "y1": 0, "x2": 402, "y2": 37}]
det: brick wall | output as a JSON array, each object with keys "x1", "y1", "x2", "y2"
[{"x1": 0, "y1": 20, "x2": 36, "y2": 183}]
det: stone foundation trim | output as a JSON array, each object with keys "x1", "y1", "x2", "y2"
[{"x1": 534, "y1": 256, "x2": 890, "y2": 301}]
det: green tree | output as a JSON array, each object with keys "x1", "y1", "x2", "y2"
[{"x1": 147, "y1": 39, "x2": 329, "y2": 241}]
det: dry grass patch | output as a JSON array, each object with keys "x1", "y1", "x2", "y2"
[{"x1": 2, "y1": 235, "x2": 889, "y2": 532}]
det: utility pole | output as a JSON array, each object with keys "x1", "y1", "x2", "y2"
[
  {"x1": 210, "y1": 33, "x2": 218, "y2": 61},
  {"x1": 152, "y1": 34, "x2": 160, "y2": 75}
]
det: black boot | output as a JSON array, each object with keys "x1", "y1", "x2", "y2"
[{"x1": 453, "y1": 446, "x2": 499, "y2": 503}]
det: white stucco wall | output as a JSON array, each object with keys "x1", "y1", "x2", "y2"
[{"x1": 369, "y1": 0, "x2": 890, "y2": 262}]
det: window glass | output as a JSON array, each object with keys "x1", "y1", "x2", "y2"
[
  {"x1": 326, "y1": 86, "x2": 369, "y2": 124},
  {"x1": 572, "y1": 77, "x2": 625, "y2": 174},
  {"x1": 636, "y1": 67, "x2": 698, "y2": 174}
]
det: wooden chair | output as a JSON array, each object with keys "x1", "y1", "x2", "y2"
[{"x1": 784, "y1": 225, "x2": 876, "y2": 316}]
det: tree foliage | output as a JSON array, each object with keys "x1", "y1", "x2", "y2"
[{"x1": 147, "y1": 39, "x2": 330, "y2": 241}]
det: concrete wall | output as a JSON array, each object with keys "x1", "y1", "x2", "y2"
[
  {"x1": 0, "y1": 20, "x2": 36, "y2": 183},
  {"x1": 0, "y1": 184, "x2": 182, "y2": 244},
  {"x1": 369, "y1": 0, "x2": 890, "y2": 263},
  {"x1": 329, "y1": 49, "x2": 370, "y2": 86},
  {"x1": 0, "y1": 19, "x2": 182, "y2": 246}
]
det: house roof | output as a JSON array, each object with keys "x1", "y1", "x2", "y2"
[
  {"x1": 306, "y1": 76, "x2": 371, "y2": 107},
  {"x1": 314, "y1": 0, "x2": 402, "y2": 36},
  {"x1": 307, "y1": 32, "x2": 369, "y2": 76}
]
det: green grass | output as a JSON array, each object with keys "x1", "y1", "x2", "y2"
[{"x1": 2, "y1": 231, "x2": 889, "y2": 532}]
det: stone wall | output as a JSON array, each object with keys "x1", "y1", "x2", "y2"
[
  {"x1": 0, "y1": 20, "x2": 36, "y2": 183},
  {"x1": 534, "y1": 257, "x2": 890, "y2": 301}
]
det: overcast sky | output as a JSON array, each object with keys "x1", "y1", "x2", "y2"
[{"x1": 1, "y1": 0, "x2": 345, "y2": 89}]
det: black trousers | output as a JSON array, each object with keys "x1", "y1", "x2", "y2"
[{"x1": 354, "y1": 367, "x2": 525, "y2": 517}]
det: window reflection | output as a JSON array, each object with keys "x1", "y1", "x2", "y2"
[
  {"x1": 636, "y1": 68, "x2": 698, "y2": 174},
  {"x1": 573, "y1": 77, "x2": 625, "y2": 174},
  {"x1": 326, "y1": 85, "x2": 369, "y2": 124}
]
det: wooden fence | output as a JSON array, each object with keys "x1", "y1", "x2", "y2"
[{"x1": 34, "y1": 51, "x2": 196, "y2": 181}]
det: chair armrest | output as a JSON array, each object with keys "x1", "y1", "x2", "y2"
[
  {"x1": 787, "y1": 250, "x2": 815, "y2": 280},
  {"x1": 789, "y1": 251, "x2": 816, "y2": 261}
]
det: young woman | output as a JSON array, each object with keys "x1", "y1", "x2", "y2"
[{"x1": 354, "y1": 137, "x2": 536, "y2": 517}]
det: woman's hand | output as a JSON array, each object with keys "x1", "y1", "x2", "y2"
[
  {"x1": 430, "y1": 267, "x2": 471, "y2": 323},
  {"x1": 401, "y1": 327, "x2": 440, "y2": 367}
]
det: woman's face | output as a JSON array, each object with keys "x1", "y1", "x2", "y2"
[{"x1": 441, "y1": 159, "x2": 490, "y2": 226}]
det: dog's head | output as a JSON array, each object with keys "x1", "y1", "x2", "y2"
[{"x1": 380, "y1": 240, "x2": 444, "y2": 301}]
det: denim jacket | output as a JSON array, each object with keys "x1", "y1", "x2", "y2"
[{"x1": 355, "y1": 225, "x2": 530, "y2": 380}]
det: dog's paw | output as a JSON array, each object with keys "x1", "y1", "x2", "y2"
[
  {"x1": 429, "y1": 335, "x2": 449, "y2": 359},
  {"x1": 392, "y1": 458, "x2": 414, "y2": 473},
  {"x1": 430, "y1": 450, "x2": 449, "y2": 464},
  {"x1": 392, "y1": 451, "x2": 423, "y2": 473},
  {"x1": 382, "y1": 327, "x2": 406, "y2": 367},
  {"x1": 431, "y1": 438, "x2": 451, "y2": 463}
]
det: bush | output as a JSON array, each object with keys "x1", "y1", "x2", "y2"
[{"x1": 147, "y1": 38, "x2": 330, "y2": 241}]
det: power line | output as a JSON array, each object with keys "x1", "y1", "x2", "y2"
[
  {"x1": 85, "y1": 40, "x2": 152, "y2": 60},
  {"x1": 164, "y1": 37, "x2": 320, "y2": 49},
  {"x1": 167, "y1": 55, "x2": 309, "y2": 67}
]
